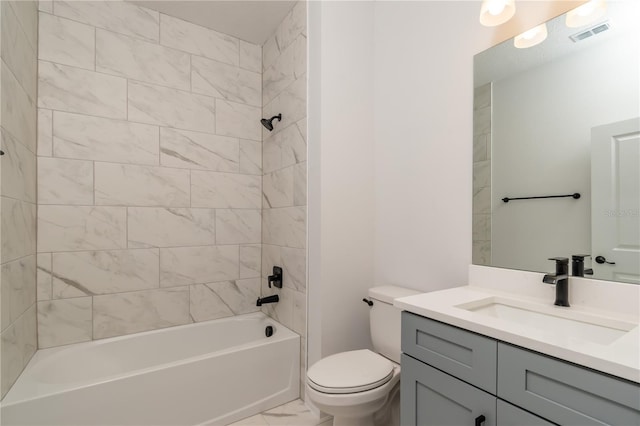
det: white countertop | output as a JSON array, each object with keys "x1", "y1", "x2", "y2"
[{"x1": 395, "y1": 267, "x2": 640, "y2": 384}]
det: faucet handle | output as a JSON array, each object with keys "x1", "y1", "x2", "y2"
[
  {"x1": 548, "y1": 257, "x2": 569, "y2": 275},
  {"x1": 571, "y1": 254, "x2": 590, "y2": 261}
]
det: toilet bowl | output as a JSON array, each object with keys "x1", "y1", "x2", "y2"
[
  {"x1": 306, "y1": 350, "x2": 400, "y2": 426},
  {"x1": 305, "y1": 286, "x2": 419, "y2": 426}
]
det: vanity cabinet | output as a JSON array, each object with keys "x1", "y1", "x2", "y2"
[
  {"x1": 401, "y1": 354, "x2": 496, "y2": 426},
  {"x1": 401, "y1": 312, "x2": 640, "y2": 426}
]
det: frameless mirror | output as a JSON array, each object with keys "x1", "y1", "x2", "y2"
[{"x1": 472, "y1": 1, "x2": 640, "y2": 284}]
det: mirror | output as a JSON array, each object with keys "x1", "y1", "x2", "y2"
[{"x1": 472, "y1": 1, "x2": 640, "y2": 284}]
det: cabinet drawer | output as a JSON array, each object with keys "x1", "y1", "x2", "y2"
[
  {"x1": 497, "y1": 343, "x2": 640, "y2": 426},
  {"x1": 402, "y1": 312, "x2": 497, "y2": 393},
  {"x1": 497, "y1": 400, "x2": 556, "y2": 426},
  {"x1": 401, "y1": 354, "x2": 496, "y2": 426}
]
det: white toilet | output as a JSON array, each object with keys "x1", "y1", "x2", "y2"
[{"x1": 306, "y1": 286, "x2": 419, "y2": 426}]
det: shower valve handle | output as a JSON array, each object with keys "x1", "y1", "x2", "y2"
[{"x1": 268, "y1": 266, "x2": 283, "y2": 288}]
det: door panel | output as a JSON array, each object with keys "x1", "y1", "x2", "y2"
[{"x1": 591, "y1": 117, "x2": 640, "y2": 283}]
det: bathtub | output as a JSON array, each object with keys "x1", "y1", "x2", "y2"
[{"x1": 1, "y1": 312, "x2": 300, "y2": 426}]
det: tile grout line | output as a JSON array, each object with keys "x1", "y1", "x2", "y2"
[
  {"x1": 39, "y1": 56, "x2": 262, "y2": 108},
  {"x1": 39, "y1": 155, "x2": 262, "y2": 177},
  {"x1": 42, "y1": 106, "x2": 262, "y2": 144}
]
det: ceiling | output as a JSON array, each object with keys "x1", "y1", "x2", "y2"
[
  {"x1": 474, "y1": 0, "x2": 639, "y2": 87},
  {"x1": 130, "y1": 0, "x2": 296, "y2": 45}
]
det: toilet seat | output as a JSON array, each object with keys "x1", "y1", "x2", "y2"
[{"x1": 307, "y1": 349, "x2": 394, "y2": 394}]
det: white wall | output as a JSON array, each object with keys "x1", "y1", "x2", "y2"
[
  {"x1": 373, "y1": 1, "x2": 489, "y2": 293},
  {"x1": 308, "y1": 1, "x2": 376, "y2": 364},
  {"x1": 372, "y1": 1, "x2": 584, "y2": 293},
  {"x1": 308, "y1": 0, "x2": 583, "y2": 365}
]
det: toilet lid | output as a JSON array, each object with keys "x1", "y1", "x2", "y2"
[{"x1": 307, "y1": 350, "x2": 394, "y2": 394}]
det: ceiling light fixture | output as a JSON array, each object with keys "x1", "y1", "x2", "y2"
[
  {"x1": 514, "y1": 23, "x2": 548, "y2": 48},
  {"x1": 479, "y1": 0, "x2": 516, "y2": 27},
  {"x1": 566, "y1": 0, "x2": 607, "y2": 28}
]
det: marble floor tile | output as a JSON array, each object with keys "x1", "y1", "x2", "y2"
[
  {"x1": 262, "y1": 399, "x2": 324, "y2": 426},
  {"x1": 229, "y1": 414, "x2": 269, "y2": 426},
  {"x1": 227, "y1": 399, "x2": 330, "y2": 426}
]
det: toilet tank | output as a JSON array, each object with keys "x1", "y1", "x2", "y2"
[{"x1": 368, "y1": 286, "x2": 420, "y2": 364}]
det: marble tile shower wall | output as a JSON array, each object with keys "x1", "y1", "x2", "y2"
[
  {"x1": 472, "y1": 83, "x2": 491, "y2": 266},
  {"x1": 35, "y1": 0, "x2": 265, "y2": 348},
  {"x1": 0, "y1": 0, "x2": 39, "y2": 399},
  {"x1": 260, "y1": 1, "x2": 307, "y2": 399}
]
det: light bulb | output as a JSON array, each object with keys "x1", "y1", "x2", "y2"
[
  {"x1": 487, "y1": 0, "x2": 506, "y2": 16},
  {"x1": 479, "y1": 0, "x2": 516, "y2": 27},
  {"x1": 577, "y1": 2, "x2": 597, "y2": 17},
  {"x1": 521, "y1": 27, "x2": 539, "y2": 40},
  {"x1": 514, "y1": 23, "x2": 548, "y2": 48},
  {"x1": 566, "y1": 0, "x2": 607, "y2": 28}
]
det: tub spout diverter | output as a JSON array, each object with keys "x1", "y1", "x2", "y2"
[{"x1": 256, "y1": 295, "x2": 279, "y2": 306}]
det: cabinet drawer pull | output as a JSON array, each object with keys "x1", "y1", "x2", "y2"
[{"x1": 474, "y1": 414, "x2": 486, "y2": 426}]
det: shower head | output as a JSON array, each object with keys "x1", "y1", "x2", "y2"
[{"x1": 260, "y1": 114, "x2": 282, "y2": 131}]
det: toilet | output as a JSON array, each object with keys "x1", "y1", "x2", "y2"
[{"x1": 306, "y1": 286, "x2": 419, "y2": 426}]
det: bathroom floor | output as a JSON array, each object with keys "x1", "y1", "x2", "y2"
[{"x1": 228, "y1": 399, "x2": 332, "y2": 426}]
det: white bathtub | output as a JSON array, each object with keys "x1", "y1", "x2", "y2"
[{"x1": 1, "y1": 312, "x2": 300, "y2": 426}]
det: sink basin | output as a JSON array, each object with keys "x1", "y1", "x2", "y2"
[{"x1": 456, "y1": 297, "x2": 636, "y2": 346}]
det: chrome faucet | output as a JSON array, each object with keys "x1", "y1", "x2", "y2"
[{"x1": 543, "y1": 257, "x2": 570, "y2": 307}]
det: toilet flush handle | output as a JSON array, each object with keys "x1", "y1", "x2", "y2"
[{"x1": 362, "y1": 298, "x2": 374, "y2": 306}]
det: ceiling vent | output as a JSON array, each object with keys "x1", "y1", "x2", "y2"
[{"x1": 570, "y1": 21, "x2": 611, "y2": 42}]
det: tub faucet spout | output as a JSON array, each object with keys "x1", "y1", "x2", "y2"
[{"x1": 256, "y1": 295, "x2": 279, "y2": 306}]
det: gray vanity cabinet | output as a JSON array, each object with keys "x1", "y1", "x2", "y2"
[
  {"x1": 498, "y1": 343, "x2": 640, "y2": 426},
  {"x1": 400, "y1": 312, "x2": 640, "y2": 426},
  {"x1": 401, "y1": 311, "x2": 497, "y2": 394},
  {"x1": 496, "y1": 400, "x2": 555, "y2": 426},
  {"x1": 401, "y1": 354, "x2": 496, "y2": 426}
]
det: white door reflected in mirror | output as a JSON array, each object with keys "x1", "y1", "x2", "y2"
[{"x1": 591, "y1": 118, "x2": 640, "y2": 283}]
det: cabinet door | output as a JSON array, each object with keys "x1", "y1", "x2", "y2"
[
  {"x1": 401, "y1": 354, "x2": 496, "y2": 426},
  {"x1": 402, "y1": 312, "x2": 497, "y2": 393},
  {"x1": 496, "y1": 400, "x2": 556, "y2": 426},
  {"x1": 497, "y1": 343, "x2": 640, "y2": 425}
]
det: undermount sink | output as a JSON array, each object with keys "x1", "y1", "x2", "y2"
[{"x1": 456, "y1": 297, "x2": 637, "y2": 346}]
